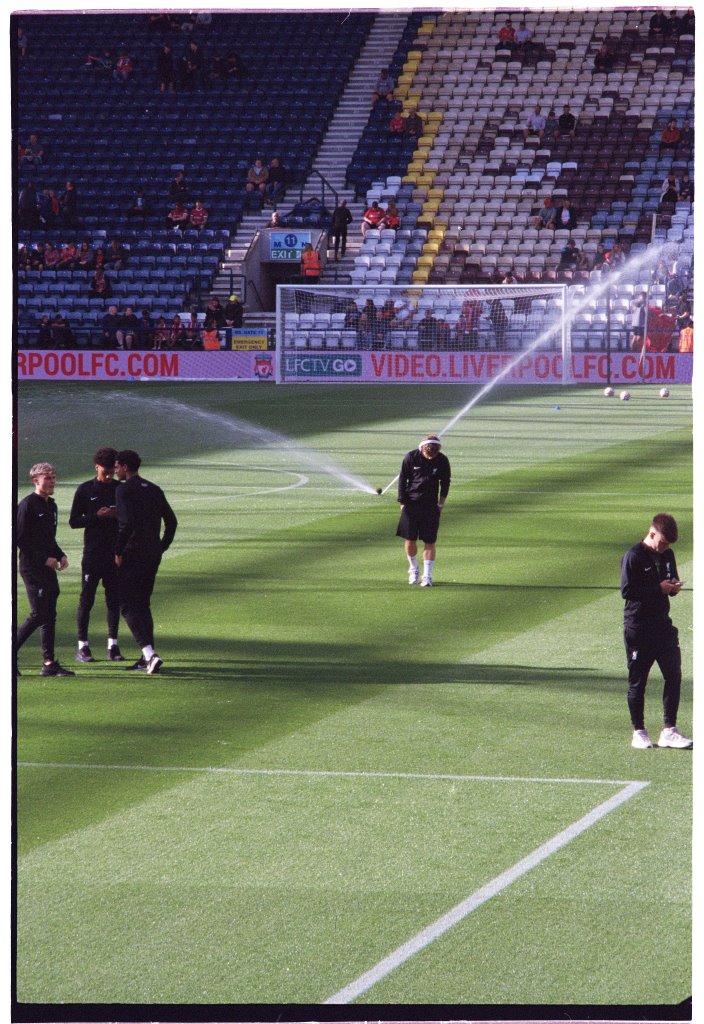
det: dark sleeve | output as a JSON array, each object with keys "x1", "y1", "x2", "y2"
[
  {"x1": 115, "y1": 485, "x2": 134, "y2": 556},
  {"x1": 69, "y1": 483, "x2": 94, "y2": 530},
  {"x1": 397, "y1": 453, "x2": 412, "y2": 504},
  {"x1": 160, "y1": 493, "x2": 178, "y2": 552},
  {"x1": 439, "y1": 457, "x2": 451, "y2": 500},
  {"x1": 16, "y1": 499, "x2": 32, "y2": 556},
  {"x1": 620, "y1": 548, "x2": 658, "y2": 602}
]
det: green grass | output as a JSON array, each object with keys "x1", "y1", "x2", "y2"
[{"x1": 15, "y1": 382, "x2": 693, "y2": 1010}]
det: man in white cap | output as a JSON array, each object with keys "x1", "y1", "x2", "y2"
[{"x1": 396, "y1": 435, "x2": 451, "y2": 587}]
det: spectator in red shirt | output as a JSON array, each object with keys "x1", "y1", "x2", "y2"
[
  {"x1": 361, "y1": 201, "x2": 384, "y2": 236},
  {"x1": 498, "y1": 19, "x2": 516, "y2": 47},
  {"x1": 167, "y1": 201, "x2": 190, "y2": 232},
  {"x1": 382, "y1": 200, "x2": 400, "y2": 231},
  {"x1": 189, "y1": 200, "x2": 209, "y2": 230},
  {"x1": 660, "y1": 120, "x2": 681, "y2": 150},
  {"x1": 114, "y1": 49, "x2": 134, "y2": 82}
]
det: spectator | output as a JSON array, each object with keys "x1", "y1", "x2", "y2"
[
  {"x1": 664, "y1": 12, "x2": 681, "y2": 38},
  {"x1": 246, "y1": 158, "x2": 268, "y2": 199},
  {"x1": 269, "y1": 210, "x2": 283, "y2": 227},
  {"x1": 659, "y1": 173, "x2": 679, "y2": 204},
  {"x1": 593, "y1": 242, "x2": 607, "y2": 268},
  {"x1": 60, "y1": 180, "x2": 79, "y2": 228},
  {"x1": 265, "y1": 157, "x2": 286, "y2": 206},
  {"x1": 382, "y1": 199, "x2": 400, "y2": 232},
  {"x1": 18, "y1": 245, "x2": 29, "y2": 271},
  {"x1": 89, "y1": 268, "x2": 113, "y2": 299},
  {"x1": 156, "y1": 44, "x2": 175, "y2": 92},
  {"x1": 678, "y1": 172, "x2": 694, "y2": 203},
  {"x1": 137, "y1": 310, "x2": 155, "y2": 350},
  {"x1": 534, "y1": 197, "x2": 557, "y2": 230},
  {"x1": 344, "y1": 300, "x2": 360, "y2": 331},
  {"x1": 28, "y1": 242, "x2": 46, "y2": 270},
  {"x1": 179, "y1": 40, "x2": 204, "y2": 89},
  {"x1": 50, "y1": 313, "x2": 74, "y2": 348},
  {"x1": 555, "y1": 198, "x2": 577, "y2": 231},
  {"x1": 455, "y1": 299, "x2": 481, "y2": 350},
  {"x1": 417, "y1": 308, "x2": 439, "y2": 350},
  {"x1": 575, "y1": 252, "x2": 592, "y2": 280},
  {"x1": 674, "y1": 292, "x2": 692, "y2": 332},
  {"x1": 523, "y1": 104, "x2": 546, "y2": 140},
  {"x1": 189, "y1": 199, "x2": 209, "y2": 230},
  {"x1": 85, "y1": 49, "x2": 114, "y2": 78},
  {"x1": 404, "y1": 108, "x2": 423, "y2": 137},
  {"x1": 105, "y1": 240, "x2": 128, "y2": 270},
  {"x1": 435, "y1": 318, "x2": 451, "y2": 350},
  {"x1": 604, "y1": 241, "x2": 625, "y2": 268},
  {"x1": 19, "y1": 133, "x2": 44, "y2": 166},
  {"x1": 76, "y1": 242, "x2": 94, "y2": 271},
  {"x1": 361, "y1": 200, "x2": 384, "y2": 236},
  {"x1": 357, "y1": 299, "x2": 379, "y2": 348},
  {"x1": 55, "y1": 242, "x2": 78, "y2": 270},
  {"x1": 680, "y1": 8, "x2": 695, "y2": 34},
  {"x1": 300, "y1": 242, "x2": 321, "y2": 283},
  {"x1": 223, "y1": 294, "x2": 244, "y2": 328},
  {"x1": 118, "y1": 306, "x2": 140, "y2": 350},
  {"x1": 489, "y1": 299, "x2": 509, "y2": 350},
  {"x1": 629, "y1": 292, "x2": 648, "y2": 350},
  {"x1": 37, "y1": 316, "x2": 52, "y2": 348},
  {"x1": 114, "y1": 49, "x2": 134, "y2": 82},
  {"x1": 559, "y1": 238, "x2": 580, "y2": 268},
  {"x1": 152, "y1": 316, "x2": 170, "y2": 350},
  {"x1": 204, "y1": 295, "x2": 225, "y2": 328},
  {"x1": 544, "y1": 109, "x2": 559, "y2": 140},
  {"x1": 515, "y1": 21, "x2": 534, "y2": 53},
  {"x1": 169, "y1": 170, "x2": 190, "y2": 201},
  {"x1": 371, "y1": 68, "x2": 395, "y2": 105},
  {"x1": 127, "y1": 187, "x2": 150, "y2": 219},
  {"x1": 497, "y1": 19, "x2": 516, "y2": 48},
  {"x1": 168, "y1": 314, "x2": 186, "y2": 349},
  {"x1": 43, "y1": 242, "x2": 61, "y2": 269},
  {"x1": 659, "y1": 120, "x2": 681, "y2": 150},
  {"x1": 557, "y1": 104, "x2": 577, "y2": 140},
  {"x1": 93, "y1": 247, "x2": 105, "y2": 272},
  {"x1": 17, "y1": 25, "x2": 29, "y2": 58},
  {"x1": 593, "y1": 44, "x2": 614, "y2": 72},
  {"x1": 388, "y1": 110, "x2": 405, "y2": 135},
  {"x1": 18, "y1": 182, "x2": 39, "y2": 229},
  {"x1": 330, "y1": 199, "x2": 353, "y2": 260},
  {"x1": 37, "y1": 189, "x2": 59, "y2": 228},
  {"x1": 167, "y1": 201, "x2": 190, "y2": 231},
  {"x1": 649, "y1": 11, "x2": 669, "y2": 38},
  {"x1": 224, "y1": 52, "x2": 246, "y2": 80},
  {"x1": 679, "y1": 119, "x2": 693, "y2": 150}
]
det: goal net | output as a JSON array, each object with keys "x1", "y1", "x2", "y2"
[{"x1": 276, "y1": 284, "x2": 570, "y2": 384}]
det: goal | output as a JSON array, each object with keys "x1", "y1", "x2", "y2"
[{"x1": 276, "y1": 284, "x2": 571, "y2": 384}]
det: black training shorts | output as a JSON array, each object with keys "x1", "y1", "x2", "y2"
[{"x1": 396, "y1": 503, "x2": 441, "y2": 544}]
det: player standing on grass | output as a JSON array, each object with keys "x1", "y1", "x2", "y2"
[
  {"x1": 69, "y1": 446, "x2": 124, "y2": 664},
  {"x1": 621, "y1": 513, "x2": 692, "y2": 749},
  {"x1": 396, "y1": 434, "x2": 451, "y2": 587},
  {"x1": 114, "y1": 450, "x2": 177, "y2": 675},
  {"x1": 16, "y1": 462, "x2": 75, "y2": 677}
]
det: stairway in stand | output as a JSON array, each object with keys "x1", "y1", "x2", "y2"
[{"x1": 211, "y1": 11, "x2": 410, "y2": 311}]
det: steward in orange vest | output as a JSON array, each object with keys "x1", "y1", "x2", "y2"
[{"x1": 301, "y1": 243, "x2": 321, "y2": 282}]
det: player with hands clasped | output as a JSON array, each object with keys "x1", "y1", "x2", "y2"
[
  {"x1": 396, "y1": 434, "x2": 451, "y2": 587},
  {"x1": 621, "y1": 513, "x2": 692, "y2": 749},
  {"x1": 16, "y1": 462, "x2": 75, "y2": 677},
  {"x1": 70, "y1": 446, "x2": 124, "y2": 664}
]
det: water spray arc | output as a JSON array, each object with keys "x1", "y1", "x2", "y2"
[{"x1": 379, "y1": 245, "x2": 665, "y2": 497}]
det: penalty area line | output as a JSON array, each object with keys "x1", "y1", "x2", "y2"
[{"x1": 323, "y1": 779, "x2": 649, "y2": 1004}]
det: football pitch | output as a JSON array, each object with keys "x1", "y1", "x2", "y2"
[{"x1": 14, "y1": 380, "x2": 693, "y2": 1012}]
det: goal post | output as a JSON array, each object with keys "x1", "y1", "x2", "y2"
[{"x1": 276, "y1": 284, "x2": 571, "y2": 385}]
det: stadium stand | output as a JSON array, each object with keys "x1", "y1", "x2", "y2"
[{"x1": 14, "y1": 9, "x2": 694, "y2": 354}]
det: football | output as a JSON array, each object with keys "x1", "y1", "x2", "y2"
[
  {"x1": 604, "y1": 386, "x2": 615, "y2": 397},
  {"x1": 660, "y1": 387, "x2": 670, "y2": 398},
  {"x1": 619, "y1": 390, "x2": 631, "y2": 401}
]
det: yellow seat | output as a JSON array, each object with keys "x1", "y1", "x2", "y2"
[
  {"x1": 394, "y1": 85, "x2": 409, "y2": 100},
  {"x1": 427, "y1": 187, "x2": 444, "y2": 200},
  {"x1": 412, "y1": 268, "x2": 430, "y2": 283}
]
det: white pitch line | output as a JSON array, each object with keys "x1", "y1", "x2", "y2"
[
  {"x1": 16, "y1": 762, "x2": 644, "y2": 788},
  {"x1": 323, "y1": 779, "x2": 648, "y2": 1004}
]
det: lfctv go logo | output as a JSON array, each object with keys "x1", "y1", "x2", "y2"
[{"x1": 288, "y1": 355, "x2": 360, "y2": 376}]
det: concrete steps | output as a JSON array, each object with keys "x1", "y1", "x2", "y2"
[{"x1": 211, "y1": 11, "x2": 410, "y2": 305}]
